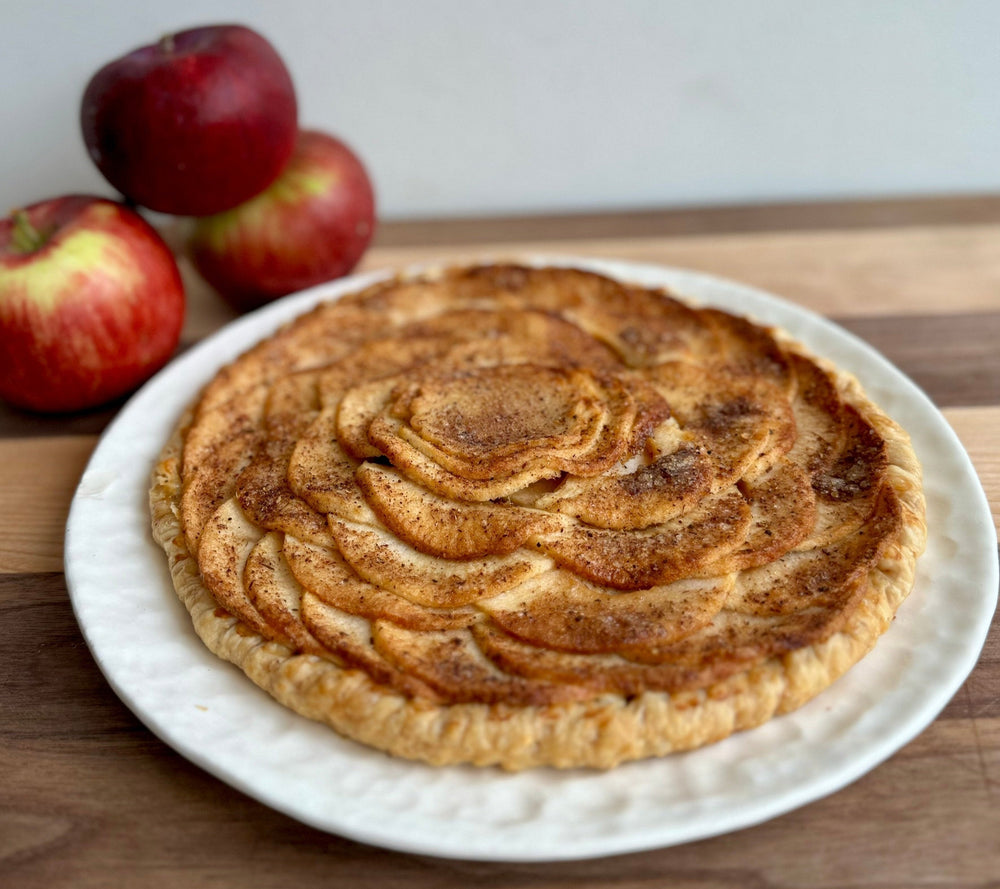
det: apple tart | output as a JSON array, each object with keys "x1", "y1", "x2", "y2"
[{"x1": 150, "y1": 263, "x2": 926, "y2": 769}]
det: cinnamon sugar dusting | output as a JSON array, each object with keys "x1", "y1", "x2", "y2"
[{"x1": 179, "y1": 264, "x2": 910, "y2": 706}]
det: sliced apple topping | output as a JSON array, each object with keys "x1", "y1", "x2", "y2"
[
  {"x1": 243, "y1": 532, "x2": 325, "y2": 654},
  {"x1": 356, "y1": 462, "x2": 565, "y2": 558},
  {"x1": 287, "y1": 408, "x2": 376, "y2": 524},
  {"x1": 480, "y1": 570, "x2": 734, "y2": 654},
  {"x1": 196, "y1": 497, "x2": 276, "y2": 642},
  {"x1": 283, "y1": 533, "x2": 479, "y2": 632},
  {"x1": 179, "y1": 263, "x2": 913, "y2": 710},
  {"x1": 538, "y1": 490, "x2": 752, "y2": 590},
  {"x1": 371, "y1": 622, "x2": 591, "y2": 705},
  {"x1": 328, "y1": 518, "x2": 554, "y2": 609},
  {"x1": 366, "y1": 363, "x2": 668, "y2": 500}
]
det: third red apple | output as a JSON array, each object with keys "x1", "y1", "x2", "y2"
[{"x1": 188, "y1": 129, "x2": 376, "y2": 312}]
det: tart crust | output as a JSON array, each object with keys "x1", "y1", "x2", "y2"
[{"x1": 150, "y1": 264, "x2": 925, "y2": 770}]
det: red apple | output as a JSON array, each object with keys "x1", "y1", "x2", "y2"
[
  {"x1": 81, "y1": 24, "x2": 298, "y2": 216},
  {"x1": 188, "y1": 129, "x2": 375, "y2": 311},
  {"x1": 0, "y1": 196, "x2": 185, "y2": 412}
]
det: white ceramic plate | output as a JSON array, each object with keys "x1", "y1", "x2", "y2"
[{"x1": 65, "y1": 258, "x2": 998, "y2": 862}]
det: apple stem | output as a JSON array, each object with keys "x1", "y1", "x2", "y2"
[
  {"x1": 10, "y1": 210, "x2": 46, "y2": 254},
  {"x1": 159, "y1": 33, "x2": 176, "y2": 54}
]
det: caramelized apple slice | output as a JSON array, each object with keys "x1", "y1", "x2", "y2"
[
  {"x1": 356, "y1": 462, "x2": 565, "y2": 559},
  {"x1": 480, "y1": 570, "x2": 734, "y2": 654},
  {"x1": 539, "y1": 490, "x2": 751, "y2": 590},
  {"x1": 283, "y1": 534, "x2": 478, "y2": 631},
  {"x1": 329, "y1": 518, "x2": 554, "y2": 608}
]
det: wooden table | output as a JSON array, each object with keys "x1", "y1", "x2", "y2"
[{"x1": 3, "y1": 197, "x2": 998, "y2": 887}]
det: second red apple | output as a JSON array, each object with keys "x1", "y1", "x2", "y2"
[{"x1": 189, "y1": 130, "x2": 376, "y2": 312}]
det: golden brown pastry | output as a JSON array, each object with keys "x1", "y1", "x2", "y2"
[{"x1": 150, "y1": 264, "x2": 926, "y2": 769}]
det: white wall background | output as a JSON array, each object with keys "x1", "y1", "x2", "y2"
[{"x1": 2, "y1": 0, "x2": 998, "y2": 220}]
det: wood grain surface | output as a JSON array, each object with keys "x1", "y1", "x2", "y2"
[{"x1": 2, "y1": 197, "x2": 998, "y2": 888}]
